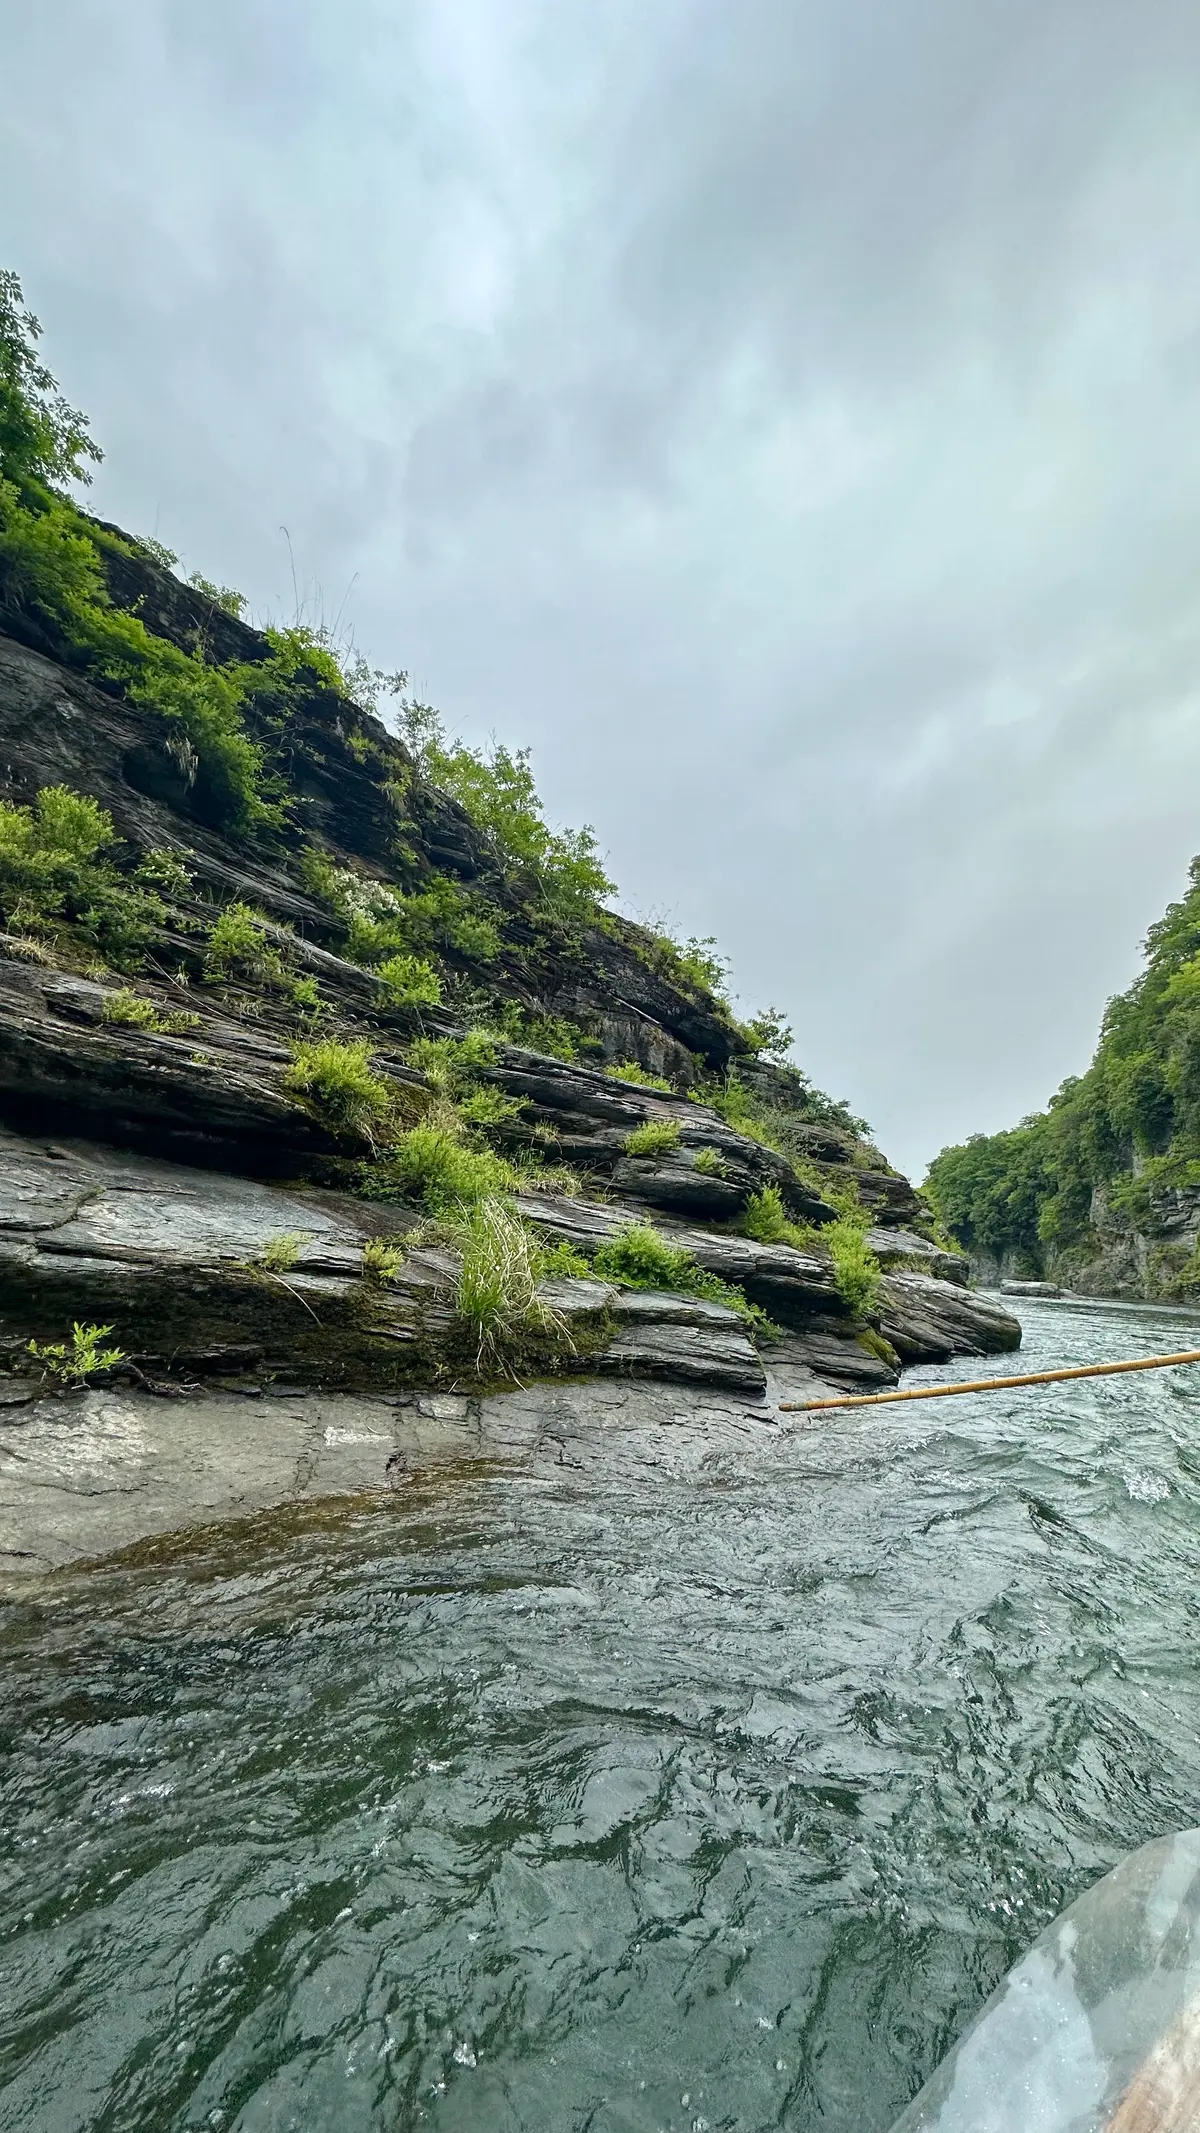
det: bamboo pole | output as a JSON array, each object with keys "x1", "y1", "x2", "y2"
[{"x1": 779, "y1": 1349, "x2": 1200, "y2": 1413}]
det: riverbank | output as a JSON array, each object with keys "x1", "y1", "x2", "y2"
[{"x1": 0, "y1": 1359, "x2": 827, "y2": 1583}]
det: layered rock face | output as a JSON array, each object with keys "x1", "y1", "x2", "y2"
[{"x1": 0, "y1": 540, "x2": 1018, "y2": 1418}]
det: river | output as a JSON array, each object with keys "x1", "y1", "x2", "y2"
[{"x1": 4, "y1": 1295, "x2": 1200, "y2": 2133}]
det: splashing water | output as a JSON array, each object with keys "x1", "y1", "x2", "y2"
[{"x1": 4, "y1": 1296, "x2": 1200, "y2": 2131}]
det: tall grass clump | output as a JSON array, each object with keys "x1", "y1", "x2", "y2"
[{"x1": 444, "y1": 1197, "x2": 568, "y2": 1368}]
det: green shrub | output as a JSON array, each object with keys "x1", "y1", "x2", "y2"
[
  {"x1": 458, "y1": 1086, "x2": 523, "y2": 1130},
  {"x1": 26, "y1": 1321, "x2": 123, "y2": 1385},
  {"x1": 203, "y1": 901, "x2": 279, "y2": 983},
  {"x1": 607, "y1": 1060, "x2": 673, "y2": 1092},
  {"x1": 376, "y1": 953, "x2": 442, "y2": 1008},
  {"x1": 287, "y1": 974, "x2": 323, "y2": 1017},
  {"x1": 537, "y1": 1239, "x2": 591, "y2": 1278},
  {"x1": 362, "y1": 1237, "x2": 404, "y2": 1282},
  {"x1": 260, "y1": 1231, "x2": 306, "y2": 1272},
  {"x1": 398, "y1": 696, "x2": 614, "y2": 920},
  {"x1": 187, "y1": 570, "x2": 246, "y2": 617},
  {"x1": 284, "y1": 1038, "x2": 395, "y2": 1142},
  {"x1": 408, "y1": 1028, "x2": 499, "y2": 1091},
  {"x1": 0, "y1": 785, "x2": 170, "y2": 965},
  {"x1": 693, "y1": 1147, "x2": 726, "y2": 1177},
  {"x1": 743, "y1": 1184, "x2": 818, "y2": 1250},
  {"x1": 826, "y1": 1217, "x2": 882, "y2": 1319},
  {"x1": 378, "y1": 1124, "x2": 515, "y2": 1212},
  {"x1": 101, "y1": 987, "x2": 200, "y2": 1036},
  {"x1": 592, "y1": 1222, "x2": 774, "y2": 1335},
  {"x1": 444, "y1": 1197, "x2": 568, "y2": 1368},
  {"x1": 305, "y1": 854, "x2": 502, "y2": 969},
  {"x1": 0, "y1": 269, "x2": 100, "y2": 491},
  {"x1": 623, "y1": 1118, "x2": 682, "y2": 1158},
  {"x1": 593, "y1": 1224, "x2": 696, "y2": 1290},
  {"x1": 133, "y1": 848, "x2": 195, "y2": 899}
]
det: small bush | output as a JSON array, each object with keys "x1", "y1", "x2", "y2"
[
  {"x1": 594, "y1": 1223, "x2": 694, "y2": 1290},
  {"x1": 743, "y1": 1184, "x2": 817, "y2": 1250},
  {"x1": 284, "y1": 1038, "x2": 395, "y2": 1142},
  {"x1": 444, "y1": 1197, "x2": 568, "y2": 1367},
  {"x1": 287, "y1": 974, "x2": 323, "y2": 1017},
  {"x1": 133, "y1": 848, "x2": 194, "y2": 899},
  {"x1": 607, "y1": 1060, "x2": 673, "y2": 1092},
  {"x1": 408, "y1": 1028, "x2": 499, "y2": 1092},
  {"x1": 204, "y1": 901, "x2": 281, "y2": 983},
  {"x1": 27, "y1": 1321, "x2": 124, "y2": 1385},
  {"x1": 260, "y1": 1231, "x2": 306, "y2": 1272},
  {"x1": 593, "y1": 1222, "x2": 774, "y2": 1334},
  {"x1": 827, "y1": 1217, "x2": 882, "y2": 1318},
  {"x1": 376, "y1": 953, "x2": 442, "y2": 1008},
  {"x1": 623, "y1": 1118, "x2": 682, "y2": 1158},
  {"x1": 101, "y1": 987, "x2": 200, "y2": 1036},
  {"x1": 380, "y1": 1124, "x2": 515, "y2": 1212},
  {"x1": 693, "y1": 1147, "x2": 726, "y2": 1177},
  {"x1": 458, "y1": 1086, "x2": 523, "y2": 1131},
  {"x1": 0, "y1": 785, "x2": 169, "y2": 966},
  {"x1": 362, "y1": 1236, "x2": 404, "y2": 1282},
  {"x1": 537, "y1": 1239, "x2": 591, "y2": 1278}
]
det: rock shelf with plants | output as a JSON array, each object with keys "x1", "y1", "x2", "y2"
[{"x1": 0, "y1": 269, "x2": 1018, "y2": 1410}]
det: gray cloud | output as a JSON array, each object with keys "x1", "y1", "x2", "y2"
[{"x1": 5, "y1": 0, "x2": 1200, "y2": 1174}]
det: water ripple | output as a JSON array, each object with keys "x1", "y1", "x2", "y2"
[{"x1": 4, "y1": 1298, "x2": 1200, "y2": 2129}]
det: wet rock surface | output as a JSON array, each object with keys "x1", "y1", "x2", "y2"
[
  {"x1": 0, "y1": 548, "x2": 1022, "y2": 1572},
  {"x1": 0, "y1": 1349, "x2": 844, "y2": 1579}
]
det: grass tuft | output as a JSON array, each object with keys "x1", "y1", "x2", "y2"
[
  {"x1": 623, "y1": 1118, "x2": 682, "y2": 1159},
  {"x1": 443, "y1": 1197, "x2": 569, "y2": 1369},
  {"x1": 284, "y1": 1038, "x2": 395, "y2": 1142},
  {"x1": 362, "y1": 1236, "x2": 404, "y2": 1282}
]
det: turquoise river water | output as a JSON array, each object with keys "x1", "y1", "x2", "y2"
[{"x1": 5, "y1": 1296, "x2": 1200, "y2": 2132}]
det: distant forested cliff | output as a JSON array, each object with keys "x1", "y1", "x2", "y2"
[{"x1": 926, "y1": 857, "x2": 1200, "y2": 1297}]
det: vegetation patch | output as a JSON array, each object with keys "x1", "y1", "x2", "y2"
[
  {"x1": 362, "y1": 1237, "x2": 404, "y2": 1282},
  {"x1": 743, "y1": 1183, "x2": 880, "y2": 1317},
  {"x1": 592, "y1": 1222, "x2": 776, "y2": 1336},
  {"x1": 607, "y1": 1060, "x2": 673, "y2": 1092},
  {"x1": 442, "y1": 1196, "x2": 571, "y2": 1370},
  {"x1": 0, "y1": 785, "x2": 182, "y2": 967},
  {"x1": 259, "y1": 1231, "x2": 306, "y2": 1273},
  {"x1": 825, "y1": 1217, "x2": 882, "y2": 1319},
  {"x1": 743, "y1": 1184, "x2": 818, "y2": 1251},
  {"x1": 373, "y1": 1123, "x2": 516, "y2": 1213},
  {"x1": 101, "y1": 987, "x2": 200, "y2": 1036},
  {"x1": 623, "y1": 1118, "x2": 682, "y2": 1158},
  {"x1": 925, "y1": 853, "x2": 1200, "y2": 1268},
  {"x1": 284, "y1": 1038, "x2": 396, "y2": 1143},
  {"x1": 376, "y1": 952, "x2": 442, "y2": 1008},
  {"x1": 26, "y1": 1321, "x2": 124, "y2": 1386},
  {"x1": 693, "y1": 1147, "x2": 727, "y2": 1177}
]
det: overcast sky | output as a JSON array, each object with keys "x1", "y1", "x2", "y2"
[{"x1": 6, "y1": 0, "x2": 1200, "y2": 1177}]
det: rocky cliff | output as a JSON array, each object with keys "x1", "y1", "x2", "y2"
[
  {"x1": 0, "y1": 523, "x2": 1019, "y2": 1434},
  {"x1": 926, "y1": 847, "x2": 1200, "y2": 1302}
]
